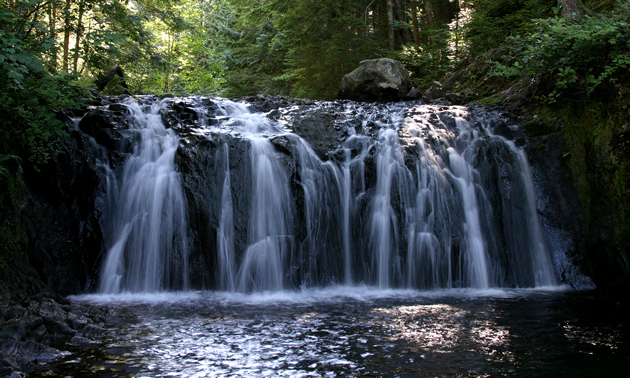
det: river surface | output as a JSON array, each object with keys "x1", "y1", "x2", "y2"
[{"x1": 30, "y1": 287, "x2": 628, "y2": 377}]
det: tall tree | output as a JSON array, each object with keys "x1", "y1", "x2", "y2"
[
  {"x1": 387, "y1": 0, "x2": 396, "y2": 50},
  {"x1": 73, "y1": 0, "x2": 85, "y2": 73},
  {"x1": 63, "y1": 0, "x2": 71, "y2": 72},
  {"x1": 410, "y1": 0, "x2": 422, "y2": 46}
]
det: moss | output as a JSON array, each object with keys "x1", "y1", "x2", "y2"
[
  {"x1": 537, "y1": 96, "x2": 630, "y2": 288},
  {"x1": 477, "y1": 95, "x2": 504, "y2": 105},
  {"x1": 522, "y1": 112, "x2": 557, "y2": 137}
]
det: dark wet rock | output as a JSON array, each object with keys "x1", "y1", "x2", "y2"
[
  {"x1": 0, "y1": 294, "x2": 111, "y2": 377},
  {"x1": 78, "y1": 108, "x2": 125, "y2": 150},
  {"x1": 526, "y1": 133, "x2": 593, "y2": 289},
  {"x1": 422, "y1": 81, "x2": 446, "y2": 102},
  {"x1": 338, "y1": 58, "x2": 413, "y2": 102},
  {"x1": 160, "y1": 97, "x2": 219, "y2": 133},
  {"x1": 287, "y1": 110, "x2": 340, "y2": 160},
  {"x1": 269, "y1": 135, "x2": 294, "y2": 156},
  {"x1": 405, "y1": 88, "x2": 422, "y2": 100},
  {"x1": 446, "y1": 92, "x2": 465, "y2": 105},
  {"x1": 240, "y1": 95, "x2": 294, "y2": 112},
  {"x1": 21, "y1": 125, "x2": 107, "y2": 296},
  {"x1": 177, "y1": 135, "x2": 253, "y2": 288}
]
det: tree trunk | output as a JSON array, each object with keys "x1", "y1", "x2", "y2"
[
  {"x1": 394, "y1": 0, "x2": 412, "y2": 43},
  {"x1": 387, "y1": 0, "x2": 395, "y2": 50},
  {"x1": 424, "y1": 0, "x2": 436, "y2": 30},
  {"x1": 62, "y1": 0, "x2": 71, "y2": 73},
  {"x1": 410, "y1": 0, "x2": 421, "y2": 46},
  {"x1": 96, "y1": 65, "x2": 129, "y2": 91},
  {"x1": 48, "y1": 3, "x2": 57, "y2": 72},
  {"x1": 73, "y1": 0, "x2": 85, "y2": 73},
  {"x1": 558, "y1": 0, "x2": 581, "y2": 19}
]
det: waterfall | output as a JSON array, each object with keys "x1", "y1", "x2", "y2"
[
  {"x1": 99, "y1": 99, "x2": 188, "y2": 293},
  {"x1": 217, "y1": 143, "x2": 236, "y2": 291},
  {"x1": 339, "y1": 135, "x2": 371, "y2": 285},
  {"x1": 212, "y1": 102, "x2": 294, "y2": 292},
  {"x1": 93, "y1": 97, "x2": 558, "y2": 293}
]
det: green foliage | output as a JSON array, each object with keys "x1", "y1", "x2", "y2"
[
  {"x1": 466, "y1": 0, "x2": 556, "y2": 55},
  {"x1": 490, "y1": 15, "x2": 630, "y2": 103},
  {"x1": 396, "y1": 28, "x2": 455, "y2": 90},
  {"x1": 216, "y1": 0, "x2": 381, "y2": 99},
  {"x1": 80, "y1": 1, "x2": 145, "y2": 74},
  {"x1": 124, "y1": 0, "x2": 226, "y2": 95},
  {"x1": 274, "y1": 0, "x2": 380, "y2": 99},
  {"x1": 215, "y1": 2, "x2": 286, "y2": 97},
  {"x1": 0, "y1": 1, "x2": 86, "y2": 168}
]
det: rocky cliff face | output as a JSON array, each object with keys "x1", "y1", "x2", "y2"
[{"x1": 21, "y1": 115, "x2": 108, "y2": 296}]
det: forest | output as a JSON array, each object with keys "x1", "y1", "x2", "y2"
[
  {"x1": 2, "y1": 0, "x2": 630, "y2": 291},
  {"x1": 2, "y1": 0, "x2": 630, "y2": 165},
  {"x1": 2, "y1": 3, "x2": 630, "y2": 376}
]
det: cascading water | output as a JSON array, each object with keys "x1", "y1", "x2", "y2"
[
  {"x1": 98, "y1": 99, "x2": 188, "y2": 293},
  {"x1": 339, "y1": 135, "x2": 371, "y2": 285},
  {"x1": 216, "y1": 142, "x2": 236, "y2": 292},
  {"x1": 446, "y1": 119, "x2": 491, "y2": 288},
  {"x1": 212, "y1": 102, "x2": 294, "y2": 292},
  {"x1": 94, "y1": 97, "x2": 558, "y2": 293}
]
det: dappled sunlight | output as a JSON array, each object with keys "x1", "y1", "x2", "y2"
[{"x1": 370, "y1": 303, "x2": 513, "y2": 364}]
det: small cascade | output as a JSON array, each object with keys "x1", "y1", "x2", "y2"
[
  {"x1": 339, "y1": 135, "x2": 371, "y2": 285},
  {"x1": 481, "y1": 125, "x2": 558, "y2": 287},
  {"x1": 370, "y1": 126, "x2": 414, "y2": 288},
  {"x1": 403, "y1": 131, "x2": 454, "y2": 289},
  {"x1": 216, "y1": 143, "x2": 236, "y2": 291},
  {"x1": 92, "y1": 96, "x2": 560, "y2": 293},
  {"x1": 213, "y1": 102, "x2": 294, "y2": 292},
  {"x1": 445, "y1": 118, "x2": 490, "y2": 288},
  {"x1": 99, "y1": 99, "x2": 188, "y2": 293},
  {"x1": 288, "y1": 137, "x2": 341, "y2": 285}
]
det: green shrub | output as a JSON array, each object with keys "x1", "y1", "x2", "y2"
[{"x1": 491, "y1": 15, "x2": 630, "y2": 102}]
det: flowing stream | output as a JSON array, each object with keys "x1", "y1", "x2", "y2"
[{"x1": 30, "y1": 96, "x2": 629, "y2": 376}]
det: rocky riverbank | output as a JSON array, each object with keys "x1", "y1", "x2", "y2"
[{"x1": 0, "y1": 293, "x2": 109, "y2": 377}]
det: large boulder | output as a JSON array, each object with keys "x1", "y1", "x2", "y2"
[{"x1": 337, "y1": 58, "x2": 413, "y2": 102}]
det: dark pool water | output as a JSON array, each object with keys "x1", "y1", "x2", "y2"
[{"x1": 30, "y1": 287, "x2": 629, "y2": 377}]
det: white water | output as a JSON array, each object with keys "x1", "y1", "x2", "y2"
[
  {"x1": 72, "y1": 284, "x2": 571, "y2": 306},
  {"x1": 447, "y1": 146, "x2": 491, "y2": 288},
  {"x1": 340, "y1": 135, "x2": 371, "y2": 285},
  {"x1": 214, "y1": 102, "x2": 294, "y2": 292},
  {"x1": 96, "y1": 98, "x2": 558, "y2": 294},
  {"x1": 217, "y1": 143, "x2": 236, "y2": 292},
  {"x1": 482, "y1": 125, "x2": 558, "y2": 287},
  {"x1": 99, "y1": 99, "x2": 188, "y2": 293}
]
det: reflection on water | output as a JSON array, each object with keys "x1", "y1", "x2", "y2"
[{"x1": 31, "y1": 287, "x2": 629, "y2": 377}]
